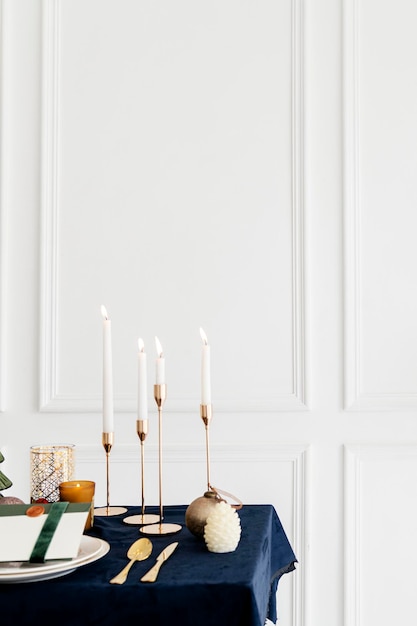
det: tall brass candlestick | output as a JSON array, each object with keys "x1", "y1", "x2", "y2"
[
  {"x1": 95, "y1": 432, "x2": 127, "y2": 517},
  {"x1": 123, "y1": 420, "x2": 160, "y2": 526},
  {"x1": 184, "y1": 403, "x2": 218, "y2": 537},
  {"x1": 140, "y1": 384, "x2": 182, "y2": 536},
  {"x1": 185, "y1": 401, "x2": 243, "y2": 537},
  {"x1": 200, "y1": 404, "x2": 213, "y2": 490}
]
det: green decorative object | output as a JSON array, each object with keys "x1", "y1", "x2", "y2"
[{"x1": 0, "y1": 451, "x2": 13, "y2": 492}]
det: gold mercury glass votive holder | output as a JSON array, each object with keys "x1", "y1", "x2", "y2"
[{"x1": 30, "y1": 444, "x2": 75, "y2": 503}]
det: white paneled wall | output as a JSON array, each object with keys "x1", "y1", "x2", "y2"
[{"x1": 2, "y1": 1, "x2": 417, "y2": 625}]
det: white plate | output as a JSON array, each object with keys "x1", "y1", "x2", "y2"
[{"x1": 0, "y1": 535, "x2": 110, "y2": 583}]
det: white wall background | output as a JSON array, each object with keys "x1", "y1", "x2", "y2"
[{"x1": 1, "y1": 1, "x2": 417, "y2": 625}]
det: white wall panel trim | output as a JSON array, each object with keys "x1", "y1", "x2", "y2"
[
  {"x1": 77, "y1": 440, "x2": 307, "y2": 462},
  {"x1": 343, "y1": 0, "x2": 417, "y2": 412},
  {"x1": 343, "y1": 0, "x2": 363, "y2": 412},
  {"x1": 291, "y1": 442, "x2": 308, "y2": 626},
  {"x1": 39, "y1": 0, "x2": 308, "y2": 414},
  {"x1": 344, "y1": 443, "x2": 365, "y2": 626},
  {"x1": 77, "y1": 441, "x2": 308, "y2": 626},
  {"x1": 39, "y1": 0, "x2": 61, "y2": 412},
  {"x1": 344, "y1": 443, "x2": 417, "y2": 626},
  {"x1": 291, "y1": 0, "x2": 307, "y2": 414},
  {"x1": 0, "y1": 0, "x2": 7, "y2": 412}
]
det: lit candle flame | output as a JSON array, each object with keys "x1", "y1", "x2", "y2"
[
  {"x1": 138, "y1": 338, "x2": 145, "y2": 353},
  {"x1": 101, "y1": 305, "x2": 109, "y2": 320},
  {"x1": 200, "y1": 327, "x2": 208, "y2": 345},
  {"x1": 155, "y1": 336, "x2": 163, "y2": 358}
]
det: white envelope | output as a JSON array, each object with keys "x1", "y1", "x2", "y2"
[{"x1": 0, "y1": 503, "x2": 90, "y2": 562}]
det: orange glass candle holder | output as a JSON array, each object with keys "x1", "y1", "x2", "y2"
[{"x1": 59, "y1": 480, "x2": 95, "y2": 530}]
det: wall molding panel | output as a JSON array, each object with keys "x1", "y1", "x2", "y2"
[
  {"x1": 290, "y1": 0, "x2": 307, "y2": 414},
  {"x1": 39, "y1": 0, "x2": 308, "y2": 414},
  {"x1": 39, "y1": 0, "x2": 62, "y2": 413},
  {"x1": 342, "y1": 0, "x2": 361, "y2": 411},
  {"x1": 343, "y1": 0, "x2": 417, "y2": 412},
  {"x1": 0, "y1": 0, "x2": 5, "y2": 411},
  {"x1": 344, "y1": 443, "x2": 417, "y2": 626}
]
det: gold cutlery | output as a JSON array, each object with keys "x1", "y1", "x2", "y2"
[
  {"x1": 140, "y1": 541, "x2": 178, "y2": 583},
  {"x1": 109, "y1": 537, "x2": 152, "y2": 584}
]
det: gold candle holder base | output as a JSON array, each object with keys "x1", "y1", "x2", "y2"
[
  {"x1": 95, "y1": 505, "x2": 128, "y2": 516},
  {"x1": 123, "y1": 513, "x2": 161, "y2": 525},
  {"x1": 140, "y1": 521, "x2": 182, "y2": 536},
  {"x1": 95, "y1": 432, "x2": 127, "y2": 517}
]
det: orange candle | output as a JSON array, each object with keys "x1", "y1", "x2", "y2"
[{"x1": 59, "y1": 480, "x2": 95, "y2": 530}]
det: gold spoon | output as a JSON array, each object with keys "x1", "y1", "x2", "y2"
[{"x1": 109, "y1": 537, "x2": 153, "y2": 584}]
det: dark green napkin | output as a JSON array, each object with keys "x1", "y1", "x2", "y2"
[{"x1": 29, "y1": 501, "x2": 69, "y2": 563}]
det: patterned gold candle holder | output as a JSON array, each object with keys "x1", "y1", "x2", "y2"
[
  {"x1": 30, "y1": 444, "x2": 75, "y2": 503},
  {"x1": 95, "y1": 432, "x2": 127, "y2": 517},
  {"x1": 140, "y1": 384, "x2": 182, "y2": 536},
  {"x1": 123, "y1": 420, "x2": 160, "y2": 526}
]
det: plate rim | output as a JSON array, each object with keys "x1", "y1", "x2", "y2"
[{"x1": 0, "y1": 536, "x2": 110, "y2": 582}]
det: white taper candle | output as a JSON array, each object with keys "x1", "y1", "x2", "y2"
[
  {"x1": 155, "y1": 336, "x2": 165, "y2": 385},
  {"x1": 101, "y1": 305, "x2": 114, "y2": 433},
  {"x1": 200, "y1": 327, "x2": 211, "y2": 405},
  {"x1": 138, "y1": 338, "x2": 148, "y2": 421}
]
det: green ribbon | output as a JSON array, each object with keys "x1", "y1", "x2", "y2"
[{"x1": 29, "y1": 501, "x2": 69, "y2": 563}]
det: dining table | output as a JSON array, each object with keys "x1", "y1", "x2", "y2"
[{"x1": 0, "y1": 503, "x2": 296, "y2": 626}]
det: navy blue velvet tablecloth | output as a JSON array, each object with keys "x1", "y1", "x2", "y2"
[{"x1": 0, "y1": 504, "x2": 296, "y2": 626}]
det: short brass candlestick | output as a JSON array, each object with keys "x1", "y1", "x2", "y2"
[
  {"x1": 95, "y1": 432, "x2": 127, "y2": 517},
  {"x1": 123, "y1": 420, "x2": 160, "y2": 526},
  {"x1": 140, "y1": 384, "x2": 182, "y2": 536}
]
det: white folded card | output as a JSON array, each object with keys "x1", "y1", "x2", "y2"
[{"x1": 0, "y1": 503, "x2": 90, "y2": 562}]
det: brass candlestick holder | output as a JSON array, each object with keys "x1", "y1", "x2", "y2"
[
  {"x1": 185, "y1": 404, "x2": 221, "y2": 537},
  {"x1": 185, "y1": 403, "x2": 220, "y2": 537},
  {"x1": 200, "y1": 404, "x2": 213, "y2": 490},
  {"x1": 123, "y1": 420, "x2": 160, "y2": 526},
  {"x1": 95, "y1": 432, "x2": 127, "y2": 517},
  {"x1": 185, "y1": 403, "x2": 243, "y2": 537},
  {"x1": 140, "y1": 384, "x2": 182, "y2": 535}
]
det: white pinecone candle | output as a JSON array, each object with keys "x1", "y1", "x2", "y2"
[{"x1": 204, "y1": 500, "x2": 241, "y2": 553}]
